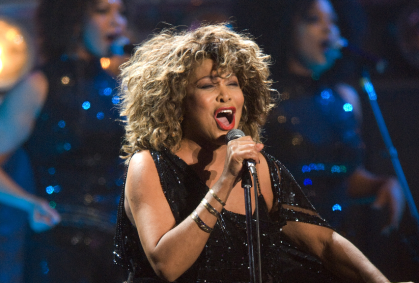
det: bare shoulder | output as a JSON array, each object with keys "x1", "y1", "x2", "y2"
[
  {"x1": 125, "y1": 150, "x2": 168, "y2": 209},
  {"x1": 125, "y1": 150, "x2": 176, "y2": 249},
  {"x1": 3, "y1": 70, "x2": 48, "y2": 109},
  {"x1": 11, "y1": 70, "x2": 49, "y2": 105},
  {"x1": 27, "y1": 70, "x2": 49, "y2": 97},
  {"x1": 126, "y1": 150, "x2": 159, "y2": 195},
  {"x1": 0, "y1": 70, "x2": 49, "y2": 153},
  {"x1": 128, "y1": 150, "x2": 155, "y2": 173}
]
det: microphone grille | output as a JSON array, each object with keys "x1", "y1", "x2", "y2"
[{"x1": 225, "y1": 129, "x2": 245, "y2": 143}]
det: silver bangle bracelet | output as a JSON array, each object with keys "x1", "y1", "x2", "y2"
[
  {"x1": 209, "y1": 189, "x2": 226, "y2": 206},
  {"x1": 191, "y1": 210, "x2": 213, "y2": 233},
  {"x1": 201, "y1": 198, "x2": 221, "y2": 219}
]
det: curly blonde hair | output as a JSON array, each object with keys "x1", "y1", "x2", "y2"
[{"x1": 119, "y1": 24, "x2": 275, "y2": 161}]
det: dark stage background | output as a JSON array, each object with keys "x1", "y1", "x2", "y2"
[{"x1": 1, "y1": 0, "x2": 419, "y2": 281}]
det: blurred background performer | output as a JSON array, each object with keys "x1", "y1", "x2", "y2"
[
  {"x1": 0, "y1": 149, "x2": 42, "y2": 283},
  {"x1": 0, "y1": 8, "x2": 56, "y2": 283},
  {"x1": 234, "y1": 0, "x2": 417, "y2": 281},
  {"x1": 0, "y1": 0, "x2": 129, "y2": 282},
  {"x1": 263, "y1": 0, "x2": 404, "y2": 237}
]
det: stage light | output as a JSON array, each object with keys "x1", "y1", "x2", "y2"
[{"x1": 0, "y1": 17, "x2": 34, "y2": 92}]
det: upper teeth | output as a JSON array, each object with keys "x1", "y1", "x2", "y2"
[{"x1": 219, "y1": 110, "x2": 232, "y2": 114}]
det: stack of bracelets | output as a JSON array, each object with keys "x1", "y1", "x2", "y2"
[{"x1": 190, "y1": 189, "x2": 225, "y2": 233}]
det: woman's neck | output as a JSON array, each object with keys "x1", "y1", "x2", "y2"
[
  {"x1": 74, "y1": 45, "x2": 95, "y2": 61},
  {"x1": 177, "y1": 138, "x2": 227, "y2": 187},
  {"x1": 177, "y1": 138, "x2": 226, "y2": 167}
]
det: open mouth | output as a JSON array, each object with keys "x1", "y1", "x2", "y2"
[
  {"x1": 106, "y1": 34, "x2": 118, "y2": 44},
  {"x1": 214, "y1": 107, "x2": 236, "y2": 131}
]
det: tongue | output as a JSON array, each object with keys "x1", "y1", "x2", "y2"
[{"x1": 216, "y1": 116, "x2": 230, "y2": 126}]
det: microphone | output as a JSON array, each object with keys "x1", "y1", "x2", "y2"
[
  {"x1": 334, "y1": 37, "x2": 388, "y2": 73},
  {"x1": 225, "y1": 129, "x2": 256, "y2": 174},
  {"x1": 225, "y1": 128, "x2": 246, "y2": 143},
  {"x1": 109, "y1": 36, "x2": 135, "y2": 56},
  {"x1": 122, "y1": 43, "x2": 135, "y2": 55},
  {"x1": 226, "y1": 129, "x2": 262, "y2": 282}
]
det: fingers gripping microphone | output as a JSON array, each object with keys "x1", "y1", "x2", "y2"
[
  {"x1": 225, "y1": 129, "x2": 256, "y2": 175},
  {"x1": 226, "y1": 129, "x2": 262, "y2": 283}
]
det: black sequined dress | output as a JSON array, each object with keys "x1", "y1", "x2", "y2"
[
  {"x1": 114, "y1": 149, "x2": 341, "y2": 282},
  {"x1": 0, "y1": 148, "x2": 35, "y2": 283},
  {"x1": 23, "y1": 57, "x2": 125, "y2": 282}
]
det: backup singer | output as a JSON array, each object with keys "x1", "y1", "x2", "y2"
[{"x1": 0, "y1": 0, "x2": 128, "y2": 281}]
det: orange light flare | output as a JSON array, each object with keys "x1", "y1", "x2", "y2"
[
  {"x1": 0, "y1": 19, "x2": 32, "y2": 91},
  {"x1": 100, "y1": 57, "x2": 111, "y2": 69}
]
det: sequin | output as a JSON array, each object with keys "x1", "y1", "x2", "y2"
[
  {"x1": 96, "y1": 112, "x2": 105, "y2": 120},
  {"x1": 103, "y1": 87, "x2": 112, "y2": 96},
  {"x1": 58, "y1": 120, "x2": 66, "y2": 128},
  {"x1": 343, "y1": 103, "x2": 353, "y2": 112},
  {"x1": 63, "y1": 142, "x2": 71, "y2": 151},
  {"x1": 277, "y1": 115, "x2": 286, "y2": 123},
  {"x1": 53, "y1": 185, "x2": 61, "y2": 193},
  {"x1": 82, "y1": 101, "x2": 91, "y2": 110},
  {"x1": 46, "y1": 186, "x2": 54, "y2": 194},
  {"x1": 41, "y1": 261, "x2": 49, "y2": 274},
  {"x1": 320, "y1": 89, "x2": 332, "y2": 99},
  {"x1": 61, "y1": 76, "x2": 70, "y2": 85},
  {"x1": 303, "y1": 178, "x2": 312, "y2": 186},
  {"x1": 112, "y1": 96, "x2": 120, "y2": 105}
]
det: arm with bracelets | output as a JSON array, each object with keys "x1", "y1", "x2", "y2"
[{"x1": 125, "y1": 136, "x2": 263, "y2": 283}]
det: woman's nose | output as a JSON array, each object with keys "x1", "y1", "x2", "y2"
[
  {"x1": 217, "y1": 85, "x2": 232, "y2": 103},
  {"x1": 322, "y1": 21, "x2": 332, "y2": 34},
  {"x1": 322, "y1": 18, "x2": 338, "y2": 36},
  {"x1": 111, "y1": 12, "x2": 127, "y2": 30}
]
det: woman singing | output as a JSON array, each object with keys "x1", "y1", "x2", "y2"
[{"x1": 114, "y1": 24, "x2": 390, "y2": 282}]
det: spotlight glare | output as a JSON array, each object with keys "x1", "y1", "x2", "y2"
[{"x1": 0, "y1": 18, "x2": 33, "y2": 91}]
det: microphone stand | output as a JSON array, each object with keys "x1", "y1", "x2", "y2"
[
  {"x1": 242, "y1": 161, "x2": 262, "y2": 283},
  {"x1": 360, "y1": 70, "x2": 419, "y2": 228}
]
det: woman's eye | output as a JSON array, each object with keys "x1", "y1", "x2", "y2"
[
  {"x1": 304, "y1": 15, "x2": 319, "y2": 24},
  {"x1": 95, "y1": 7, "x2": 110, "y2": 14},
  {"x1": 199, "y1": 84, "x2": 214, "y2": 89}
]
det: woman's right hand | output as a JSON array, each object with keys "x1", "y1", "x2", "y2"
[
  {"x1": 222, "y1": 135, "x2": 264, "y2": 186},
  {"x1": 28, "y1": 197, "x2": 61, "y2": 233}
]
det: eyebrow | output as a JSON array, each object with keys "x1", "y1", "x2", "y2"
[
  {"x1": 193, "y1": 74, "x2": 237, "y2": 85},
  {"x1": 193, "y1": 76, "x2": 214, "y2": 84}
]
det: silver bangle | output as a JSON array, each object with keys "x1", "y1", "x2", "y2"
[
  {"x1": 209, "y1": 189, "x2": 226, "y2": 206},
  {"x1": 191, "y1": 210, "x2": 213, "y2": 233},
  {"x1": 201, "y1": 198, "x2": 221, "y2": 219}
]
